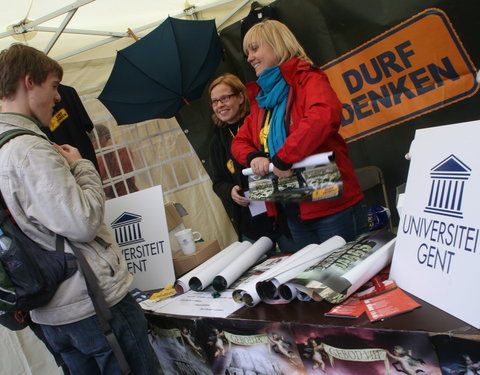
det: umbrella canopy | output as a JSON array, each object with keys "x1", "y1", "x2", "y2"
[{"x1": 98, "y1": 17, "x2": 222, "y2": 124}]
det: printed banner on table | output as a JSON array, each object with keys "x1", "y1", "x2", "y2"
[
  {"x1": 105, "y1": 185, "x2": 175, "y2": 291},
  {"x1": 147, "y1": 315, "x2": 443, "y2": 375},
  {"x1": 390, "y1": 119, "x2": 480, "y2": 329},
  {"x1": 323, "y1": 8, "x2": 478, "y2": 142}
]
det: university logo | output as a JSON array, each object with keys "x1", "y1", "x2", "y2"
[
  {"x1": 424, "y1": 155, "x2": 471, "y2": 218},
  {"x1": 111, "y1": 212, "x2": 145, "y2": 246}
]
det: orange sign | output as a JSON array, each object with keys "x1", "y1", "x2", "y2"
[{"x1": 322, "y1": 8, "x2": 478, "y2": 142}]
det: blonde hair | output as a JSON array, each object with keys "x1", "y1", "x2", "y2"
[
  {"x1": 243, "y1": 20, "x2": 312, "y2": 65},
  {"x1": 208, "y1": 73, "x2": 250, "y2": 127}
]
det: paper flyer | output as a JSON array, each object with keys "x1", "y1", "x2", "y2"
[
  {"x1": 324, "y1": 296, "x2": 365, "y2": 318},
  {"x1": 363, "y1": 287, "x2": 421, "y2": 322},
  {"x1": 146, "y1": 289, "x2": 242, "y2": 318}
]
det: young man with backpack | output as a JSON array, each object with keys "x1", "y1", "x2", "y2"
[{"x1": 0, "y1": 44, "x2": 161, "y2": 375}]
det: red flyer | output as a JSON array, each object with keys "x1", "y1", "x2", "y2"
[
  {"x1": 363, "y1": 287, "x2": 421, "y2": 322},
  {"x1": 324, "y1": 296, "x2": 365, "y2": 318}
]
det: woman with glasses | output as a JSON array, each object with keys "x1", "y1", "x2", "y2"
[
  {"x1": 208, "y1": 73, "x2": 293, "y2": 249},
  {"x1": 231, "y1": 20, "x2": 368, "y2": 250}
]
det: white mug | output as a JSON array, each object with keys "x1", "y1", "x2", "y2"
[{"x1": 174, "y1": 228, "x2": 202, "y2": 255}]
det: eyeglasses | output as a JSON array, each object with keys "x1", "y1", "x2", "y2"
[{"x1": 209, "y1": 93, "x2": 238, "y2": 106}]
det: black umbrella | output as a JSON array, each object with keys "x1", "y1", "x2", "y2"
[{"x1": 99, "y1": 17, "x2": 222, "y2": 124}]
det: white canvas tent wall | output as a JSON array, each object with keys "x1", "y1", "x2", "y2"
[{"x1": 0, "y1": 0, "x2": 273, "y2": 373}]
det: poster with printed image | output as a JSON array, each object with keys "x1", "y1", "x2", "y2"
[
  {"x1": 195, "y1": 318, "x2": 304, "y2": 375},
  {"x1": 148, "y1": 316, "x2": 211, "y2": 375},
  {"x1": 430, "y1": 335, "x2": 480, "y2": 375},
  {"x1": 292, "y1": 324, "x2": 442, "y2": 375},
  {"x1": 248, "y1": 162, "x2": 343, "y2": 203}
]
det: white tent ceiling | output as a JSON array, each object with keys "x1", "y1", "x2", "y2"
[{"x1": 0, "y1": 0, "x2": 252, "y2": 61}]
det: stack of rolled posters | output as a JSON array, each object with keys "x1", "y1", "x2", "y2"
[
  {"x1": 174, "y1": 241, "x2": 250, "y2": 294},
  {"x1": 212, "y1": 236, "x2": 273, "y2": 292},
  {"x1": 188, "y1": 241, "x2": 252, "y2": 292},
  {"x1": 242, "y1": 151, "x2": 334, "y2": 176},
  {"x1": 232, "y1": 235, "x2": 346, "y2": 307},
  {"x1": 288, "y1": 230, "x2": 396, "y2": 304}
]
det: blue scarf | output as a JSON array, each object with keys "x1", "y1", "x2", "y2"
[{"x1": 256, "y1": 66, "x2": 290, "y2": 157}]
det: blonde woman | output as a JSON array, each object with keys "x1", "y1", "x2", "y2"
[{"x1": 232, "y1": 20, "x2": 368, "y2": 249}]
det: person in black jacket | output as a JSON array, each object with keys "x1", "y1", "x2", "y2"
[{"x1": 208, "y1": 73, "x2": 295, "y2": 251}]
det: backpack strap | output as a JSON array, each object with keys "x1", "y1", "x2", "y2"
[
  {"x1": 0, "y1": 128, "x2": 40, "y2": 212},
  {"x1": 68, "y1": 240, "x2": 132, "y2": 375},
  {"x1": 0, "y1": 129, "x2": 38, "y2": 147},
  {"x1": 0, "y1": 128, "x2": 67, "y2": 270}
]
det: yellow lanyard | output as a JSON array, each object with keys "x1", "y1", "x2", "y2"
[
  {"x1": 227, "y1": 124, "x2": 239, "y2": 138},
  {"x1": 259, "y1": 110, "x2": 272, "y2": 153}
]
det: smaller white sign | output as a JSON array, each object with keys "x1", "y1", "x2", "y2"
[
  {"x1": 390, "y1": 119, "x2": 480, "y2": 328},
  {"x1": 105, "y1": 185, "x2": 175, "y2": 291}
]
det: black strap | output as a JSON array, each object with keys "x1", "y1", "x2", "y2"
[
  {"x1": 0, "y1": 129, "x2": 38, "y2": 147},
  {"x1": 68, "y1": 240, "x2": 131, "y2": 375}
]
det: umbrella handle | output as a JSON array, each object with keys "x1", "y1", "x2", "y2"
[
  {"x1": 182, "y1": 97, "x2": 190, "y2": 105},
  {"x1": 127, "y1": 28, "x2": 139, "y2": 41}
]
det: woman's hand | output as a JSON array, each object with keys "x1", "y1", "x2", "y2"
[
  {"x1": 250, "y1": 157, "x2": 271, "y2": 176},
  {"x1": 273, "y1": 166, "x2": 294, "y2": 178},
  {"x1": 231, "y1": 185, "x2": 249, "y2": 206}
]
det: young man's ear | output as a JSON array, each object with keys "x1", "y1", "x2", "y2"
[{"x1": 23, "y1": 74, "x2": 34, "y2": 90}]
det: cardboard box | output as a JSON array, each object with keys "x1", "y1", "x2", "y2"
[{"x1": 172, "y1": 239, "x2": 221, "y2": 277}]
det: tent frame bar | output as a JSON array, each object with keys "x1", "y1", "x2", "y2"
[
  {"x1": 0, "y1": 0, "x2": 94, "y2": 39},
  {"x1": 54, "y1": 0, "x2": 240, "y2": 61}
]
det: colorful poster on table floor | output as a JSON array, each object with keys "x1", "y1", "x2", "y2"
[
  {"x1": 430, "y1": 335, "x2": 480, "y2": 375},
  {"x1": 147, "y1": 315, "x2": 445, "y2": 375},
  {"x1": 105, "y1": 185, "x2": 175, "y2": 291},
  {"x1": 292, "y1": 324, "x2": 441, "y2": 375},
  {"x1": 148, "y1": 316, "x2": 211, "y2": 375},
  {"x1": 195, "y1": 319, "x2": 304, "y2": 375},
  {"x1": 390, "y1": 119, "x2": 480, "y2": 329}
]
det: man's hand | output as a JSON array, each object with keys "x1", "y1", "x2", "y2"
[
  {"x1": 231, "y1": 185, "x2": 249, "y2": 206},
  {"x1": 54, "y1": 144, "x2": 82, "y2": 165}
]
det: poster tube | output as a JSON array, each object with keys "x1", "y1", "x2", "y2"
[
  {"x1": 212, "y1": 237, "x2": 273, "y2": 292},
  {"x1": 242, "y1": 152, "x2": 334, "y2": 176}
]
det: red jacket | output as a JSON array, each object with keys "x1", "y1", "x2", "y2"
[{"x1": 231, "y1": 58, "x2": 364, "y2": 220}]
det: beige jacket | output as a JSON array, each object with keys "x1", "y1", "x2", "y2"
[{"x1": 0, "y1": 113, "x2": 132, "y2": 325}]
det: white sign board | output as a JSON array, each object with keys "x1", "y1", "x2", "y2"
[
  {"x1": 104, "y1": 185, "x2": 175, "y2": 291},
  {"x1": 390, "y1": 119, "x2": 480, "y2": 328}
]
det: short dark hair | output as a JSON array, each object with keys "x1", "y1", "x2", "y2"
[
  {"x1": 89, "y1": 124, "x2": 112, "y2": 148},
  {"x1": 0, "y1": 44, "x2": 63, "y2": 99}
]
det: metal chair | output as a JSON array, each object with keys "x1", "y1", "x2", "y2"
[{"x1": 354, "y1": 166, "x2": 394, "y2": 231}]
